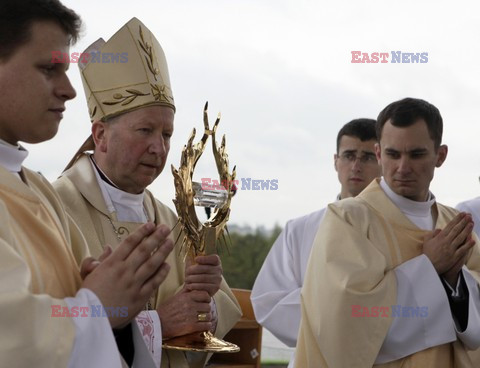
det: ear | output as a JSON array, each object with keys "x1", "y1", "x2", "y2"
[
  {"x1": 375, "y1": 143, "x2": 381, "y2": 161},
  {"x1": 334, "y1": 153, "x2": 339, "y2": 172},
  {"x1": 435, "y1": 144, "x2": 448, "y2": 168},
  {"x1": 91, "y1": 120, "x2": 108, "y2": 153}
]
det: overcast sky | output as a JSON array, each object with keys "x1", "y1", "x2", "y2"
[{"x1": 24, "y1": 0, "x2": 480, "y2": 227}]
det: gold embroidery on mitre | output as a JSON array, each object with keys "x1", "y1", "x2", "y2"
[
  {"x1": 138, "y1": 25, "x2": 158, "y2": 81},
  {"x1": 102, "y1": 89, "x2": 150, "y2": 106},
  {"x1": 89, "y1": 105, "x2": 97, "y2": 119},
  {"x1": 151, "y1": 83, "x2": 173, "y2": 104},
  {"x1": 136, "y1": 25, "x2": 174, "y2": 106}
]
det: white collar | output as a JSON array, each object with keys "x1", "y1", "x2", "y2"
[
  {"x1": 0, "y1": 139, "x2": 28, "y2": 173},
  {"x1": 103, "y1": 179, "x2": 145, "y2": 208},
  {"x1": 89, "y1": 155, "x2": 146, "y2": 221},
  {"x1": 380, "y1": 177, "x2": 435, "y2": 217}
]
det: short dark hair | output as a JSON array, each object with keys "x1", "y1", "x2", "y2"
[
  {"x1": 336, "y1": 118, "x2": 377, "y2": 153},
  {"x1": 376, "y1": 97, "x2": 443, "y2": 150},
  {"x1": 0, "y1": 0, "x2": 81, "y2": 61}
]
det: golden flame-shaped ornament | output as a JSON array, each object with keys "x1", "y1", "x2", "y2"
[{"x1": 163, "y1": 102, "x2": 239, "y2": 353}]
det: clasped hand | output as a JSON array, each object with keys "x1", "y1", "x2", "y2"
[
  {"x1": 423, "y1": 212, "x2": 475, "y2": 287},
  {"x1": 80, "y1": 223, "x2": 174, "y2": 328}
]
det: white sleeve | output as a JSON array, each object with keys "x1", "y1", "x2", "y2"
[
  {"x1": 456, "y1": 200, "x2": 480, "y2": 238},
  {"x1": 135, "y1": 311, "x2": 162, "y2": 367},
  {"x1": 251, "y1": 224, "x2": 303, "y2": 347},
  {"x1": 455, "y1": 202, "x2": 469, "y2": 212},
  {"x1": 65, "y1": 288, "x2": 121, "y2": 368},
  {"x1": 456, "y1": 267, "x2": 480, "y2": 349},
  {"x1": 375, "y1": 255, "x2": 457, "y2": 364},
  {"x1": 251, "y1": 210, "x2": 323, "y2": 347}
]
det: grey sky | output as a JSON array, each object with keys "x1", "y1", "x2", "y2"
[{"x1": 25, "y1": 0, "x2": 480, "y2": 227}]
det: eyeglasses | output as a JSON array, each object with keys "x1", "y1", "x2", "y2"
[{"x1": 338, "y1": 152, "x2": 377, "y2": 164}]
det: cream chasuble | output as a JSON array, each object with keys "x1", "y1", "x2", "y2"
[
  {"x1": 295, "y1": 179, "x2": 480, "y2": 368},
  {"x1": 0, "y1": 165, "x2": 79, "y2": 367},
  {"x1": 54, "y1": 153, "x2": 242, "y2": 368}
]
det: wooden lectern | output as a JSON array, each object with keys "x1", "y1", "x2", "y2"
[{"x1": 209, "y1": 288, "x2": 263, "y2": 368}]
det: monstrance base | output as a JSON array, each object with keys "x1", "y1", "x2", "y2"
[{"x1": 162, "y1": 331, "x2": 240, "y2": 353}]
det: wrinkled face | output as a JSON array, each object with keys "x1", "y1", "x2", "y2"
[
  {"x1": 93, "y1": 105, "x2": 175, "y2": 194},
  {"x1": 334, "y1": 136, "x2": 381, "y2": 198},
  {"x1": 0, "y1": 21, "x2": 76, "y2": 144},
  {"x1": 375, "y1": 119, "x2": 447, "y2": 202}
]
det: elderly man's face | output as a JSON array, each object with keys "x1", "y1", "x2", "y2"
[
  {"x1": 375, "y1": 119, "x2": 447, "y2": 202},
  {"x1": 93, "y1": 105, "x2": 174, "y2": 194},
  {"x1": 0, "y1": 21, "x2": 76, "y2": 144}
]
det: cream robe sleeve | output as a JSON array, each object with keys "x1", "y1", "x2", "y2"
[
  {"x1": 0, "y1": 201, "x2": 120, "y2": 367},
  {"x1": 211, "y1": 278, "x2": 242, "y2": 339},
  {"x1": 67, "y1": 213, "x2": 91, "y2": 267},
  {"x1": 251, "y1": 208, "x2": 326, "y2": 347},
  {"x1": 295, "y1": 201, "x2": 398, "y2": 368}
]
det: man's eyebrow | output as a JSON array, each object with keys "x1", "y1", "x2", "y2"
[
  {"x1": 361, "y1": 151, "x2": 376, "y2": 156},
  {"x1": 409, "y1": 148, "x2": 428, "y2": 153},
  {"x1": 384, "y1": 147, "x2": 429, "y2": 154}
]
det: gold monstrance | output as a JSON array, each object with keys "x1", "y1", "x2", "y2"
[{"x1": 163, "y1": 102, "x2": 239, "y2": 353}]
